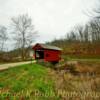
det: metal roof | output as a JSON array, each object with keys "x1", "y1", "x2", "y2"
[{"x1": 34, "y1": 43, "x2": 62, "y2": 51}]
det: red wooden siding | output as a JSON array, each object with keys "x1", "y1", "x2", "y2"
[
  {"x1": 44, "y1": 50, "x2": 61, "y2": 62},
  {"x1": 32, "y1": 43, "x2": 62, "y2": 62}
]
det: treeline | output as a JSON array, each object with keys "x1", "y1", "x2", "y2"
[
  {"x1": 47, "y1": 1, "x2": 100, "y2": 57},
  {"x1": 48, "y1": 18, "x2": 100, "y2": 56},
  {"x1": 66, "y1": 19, "x2": 100, "y2": 43}
]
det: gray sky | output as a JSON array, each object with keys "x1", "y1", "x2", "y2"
[{"x1": 0, "y1": 0, "x2": 97, "y2": 50}]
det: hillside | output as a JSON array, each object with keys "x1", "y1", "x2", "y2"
[{"x1": 0, "y1": 62, "x2": 100, "y2": 99}]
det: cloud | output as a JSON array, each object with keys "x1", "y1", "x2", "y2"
[{"x1": 0, "y1": 0, "x2": 97, "y2": 50}]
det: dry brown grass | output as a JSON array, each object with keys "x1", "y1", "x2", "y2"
[{"x1": 47, "y1": 61, "x2": 100, "y2": 99}]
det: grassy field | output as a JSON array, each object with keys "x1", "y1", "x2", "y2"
[
  {"x1": 62, "y1": 55, "x2": 100, "y2": 63},
  {"x1": 0, "y1": 61, "x2": 100, "y2": 100},
  {"x1": 0, "y1": 63, "x2": 59, "y2": 99}
]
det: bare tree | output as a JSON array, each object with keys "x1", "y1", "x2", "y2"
[
  {"x1": 89, "y1": 19, "x2": 100, "y2": 42},
  {"x1": 76, "y1": 25, "x2": 90, "y2": 42},
  {"x1": 11, "y1": 14, "x2": 37, "y2": 60},
  {"x1": 0, "y1": 26, "x2": 8, "y2": 51},
  {"x1": 75, "y1": 25, "x2": 84, "y2": 42}
]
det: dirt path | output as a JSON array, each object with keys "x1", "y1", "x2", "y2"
[{"x1": 0, "y1": 61, "x2": 32, "y2": 71}]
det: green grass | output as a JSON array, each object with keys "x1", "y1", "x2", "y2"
[
  {"x1": 1, "y1": 59, "x2": 100, "y2": 99},
  {"x1": 0, "y1": 64, "x2": 59, "y2": 100},
  {"x1": 62, "y1": 55, "x2": 100, "y2": 62}
]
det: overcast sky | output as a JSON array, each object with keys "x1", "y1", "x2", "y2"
[{"x1": 0, "y1": 0, "x2": 97, "y2": 50}]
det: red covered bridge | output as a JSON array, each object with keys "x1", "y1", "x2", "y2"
[{"x1": 32, "y1": 43, "x2": 62, "y2": 63}]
